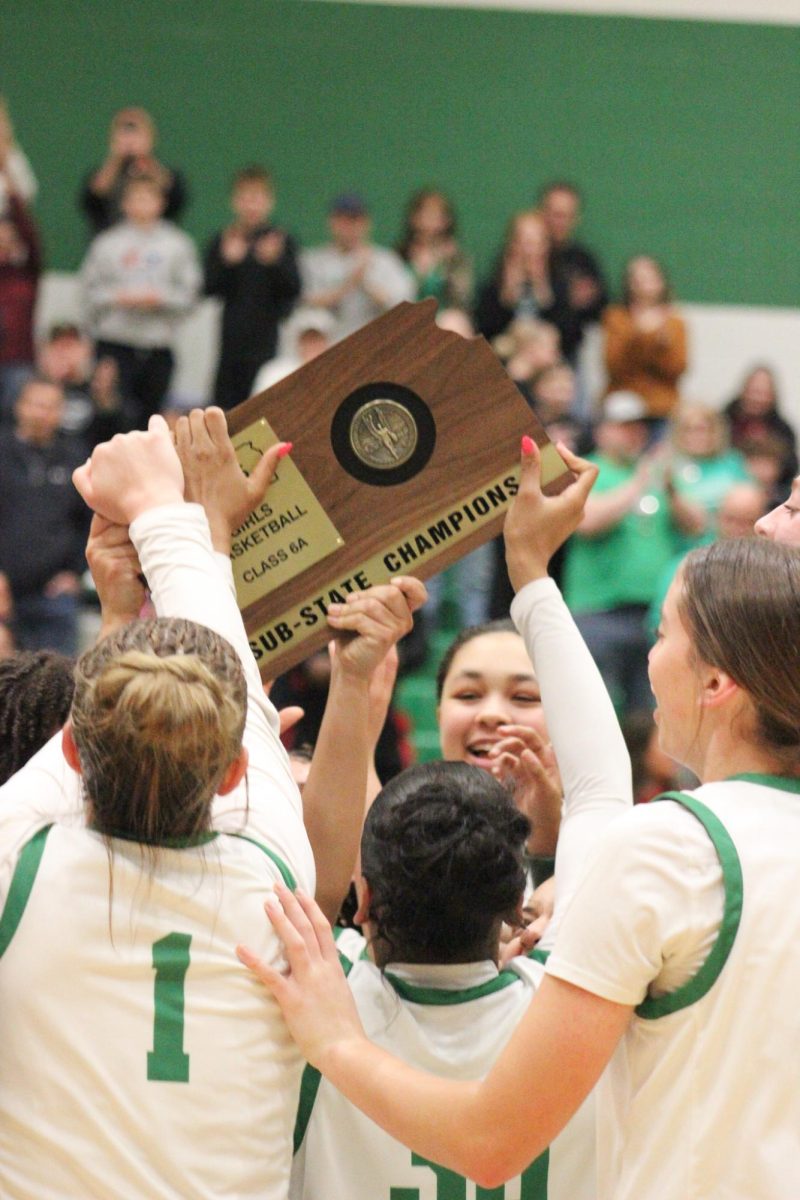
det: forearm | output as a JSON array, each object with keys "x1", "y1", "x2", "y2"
[
  {"x1": 129, "y1": 503, "x2": 268, "y2": 710},
  {"x1": 511, "y1": 578, "x2": 631, "y2": 944},
  {"x1": 203, "y1": 244, "x2": 233, "y2": 296},
  {"x1": 8, "y1": 195, "x2": 40, "y2": 269},
  {"x1": 303, "y1": 665, "x2": 371, "y2": 923},
  {"x1": 270, "y1": 255, "x2": 301, "y2": 299},
  {"x1": 668, "y1": 488, "x2": 707, "y2": 537},
  {"x1": 602, "y1": 320, "x2": 632, "y2": 376},
  {"x1": 525, "y1": 802, "x2": 561, "y2": 858},
  {"x1": 303, "y1": 285, "x2": 344, "y2": 310},
  {"x1": 512, "y1": 579, "x2": 630, "y2": 813},
  {"x1": 321, "y1": 1037, "x2": 494, "y2": 1180}
]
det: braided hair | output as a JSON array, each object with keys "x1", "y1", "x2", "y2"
[
  {"x1": 0, "y1": 651, "x2": 75, "y2": 785},
  {"x1": 71, "y1": 617, "x2": 246, "y2": 844}
]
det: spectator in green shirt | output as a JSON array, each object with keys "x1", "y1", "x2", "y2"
[{"x1": 563, "y1": 391, "x2": 693, "y2": 715}]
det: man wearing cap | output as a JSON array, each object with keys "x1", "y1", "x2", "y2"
[
  {"x1": 300, "y1": 194, "x2": 414, "y2": 341},
  {"x1": 563, "y1": 391, "x2": 692, "y2": 716}
]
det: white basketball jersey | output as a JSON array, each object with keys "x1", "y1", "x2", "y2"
[
  {"x1": 0, "y1": 822, "x2": 304, "y2": 1199},
  {"x1": 291, "y1": 951, "x2": 595, "y2": 1200},
  {"x1": 596, "y1": 780, "x2": 800, "y2": 1200}
]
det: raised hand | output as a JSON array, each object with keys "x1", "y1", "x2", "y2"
[
  {"x1": 366, "y1": 644, "x2": 400, "y2": 751},
  {"x1": 174, "y1": 406, "x2": 290, "y2": 551},
  {"x1": 504, "y1": 438, "x2": 598, "y2": 591},
  {"x1": 254, "y1": 230, "x2": 285, "y2": 265},
  {"x1": 487, "y1": 722, "x2": 562, "y2": 856},
  {"x1": 489, "y1": 722, "x2": 562, "y2": 857},
  {"x1": 73, "y1": 415, "x2": 184, "y2": 524},
  {"x1": 221, "y1": 228, "x2": 248, "y2": 265},
  {"x1": 325, "y1": 576, "x2": 427, "y2": 682}
]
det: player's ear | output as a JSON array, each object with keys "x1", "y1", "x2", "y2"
[
  {"x1": 61, "y1": 719, "x2": 82, "y2": 775},
  {"x1": 699, "y1": 667, "x2": 740, "y2": 711},
  {"x1": 353, "y1": 875, "x2": 372, "y2": 926},
  {"x1": 218, "y1": 746, "x2": 249, "y2": 795}
]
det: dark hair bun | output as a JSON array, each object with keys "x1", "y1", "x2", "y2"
[{"x1": 362, "y1": 761, "x2": 530, "y2": 963}]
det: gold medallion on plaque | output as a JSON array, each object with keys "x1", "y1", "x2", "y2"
[{"x1": 349, "y1": 399, "x2": 418, "y2": 469}]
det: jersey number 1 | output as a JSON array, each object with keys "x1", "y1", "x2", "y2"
[{"x1": 147, "y1": 932, "x2": 192, "y2": 1083}]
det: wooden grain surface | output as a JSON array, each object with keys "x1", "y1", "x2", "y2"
[{"x1": 226, "y1": 299, "x2": 569, "y2": 677}]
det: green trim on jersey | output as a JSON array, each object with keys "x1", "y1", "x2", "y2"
[
  {"x1": 88, "y1": 825, "x2": 220, "y2": 848},
  {"x1": 728, "y1": 772, "x2": 800, "y2": 794},
  {"x1": 385, "y1": 968, "x2": 521, "y2": 1006},
  {"x1": 0, "y1": 825, "x2": 52, "y2": 959},
  {"x1": 636, "y1": 790, "x2": 743, "y2": 1020},
  {"x1": 332, "y1": 925, "x2": 370, "y2": 963},
  {"x1": 528, "y1": 854, "x2": 555, "y2": 888},
  {"x1": 88, "y1": 825, "x2": 297, "y2": 887},
  {"x1": 226, "y1": 833, "x2": 297, "y2": 891},
  {"x1": 385, "y1": 949, "x2": 549, "y2": 1006},
  {"x1": 293, "y1": 951, "x2": 354, "y2": 1154}
]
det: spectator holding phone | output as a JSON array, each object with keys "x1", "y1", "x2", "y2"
[{"x1": 79, "y1": 107, "x2": 188, "y2": 236}]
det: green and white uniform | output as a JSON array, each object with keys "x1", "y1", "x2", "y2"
[
  {"x1": 547, "y1": 777, "x2": 800, "y2": 1200},
  {"x1": 292, "y1": 578, "x2": 633, "y2": 1200},
  {"x1": 293, "y1": 951, "x2": 594, "y2": 1200},
  {"x1": 0, "y1": 504, "x2": 315, "y2": 1199}
]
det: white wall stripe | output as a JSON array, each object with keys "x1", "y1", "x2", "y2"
[{"x1": 316, "y1": 0, "x2": 800, "y2": 27}]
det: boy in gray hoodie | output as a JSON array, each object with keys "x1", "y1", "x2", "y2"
[{"x1": 81, "y1": 174, "x2": 200, "y2": 427}]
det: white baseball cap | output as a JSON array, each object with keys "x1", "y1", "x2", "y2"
[{"x1": 603, "y1": 390, "x2": 648, "y2": 423}]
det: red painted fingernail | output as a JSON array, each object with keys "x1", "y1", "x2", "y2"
[
  {"x1": 521, "y1": 435, "x2": 535, "y2": 455},
  {"x1": 277, "y1": 442, "x2": 293, "y2": 459}
]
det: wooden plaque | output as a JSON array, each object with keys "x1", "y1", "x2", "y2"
[{"x1": 226, "y1": 299, "x2": 570, "y2": 678}]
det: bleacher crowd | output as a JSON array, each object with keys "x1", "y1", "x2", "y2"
[{"x1": 0, "y1": 97, "x2": 797, "y2": 749}]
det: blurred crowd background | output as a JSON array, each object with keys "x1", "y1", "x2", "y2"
[{"x1": 1, "y1": 0, "x2": 797, "y2": 786}]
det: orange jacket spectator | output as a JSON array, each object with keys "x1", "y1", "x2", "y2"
[{"x1": 603, "y1": 255, "x2": 687, "y2": 418}]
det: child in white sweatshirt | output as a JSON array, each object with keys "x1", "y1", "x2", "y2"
[{"x1": 81, "y1": 174, "x2": 200, "y2": 427}]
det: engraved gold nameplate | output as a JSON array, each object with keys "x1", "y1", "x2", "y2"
[{"x1": 231, "y1": 417, "x2": 344, "y2": 609}]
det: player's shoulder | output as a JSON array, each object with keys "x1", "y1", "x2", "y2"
[{"x1": 587, "y1": 793, "x2": 722, "y2": 882}]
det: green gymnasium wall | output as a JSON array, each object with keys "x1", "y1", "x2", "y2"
[{"x1": 3, "y1": 1, "x2": 798, "y2": 305}]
